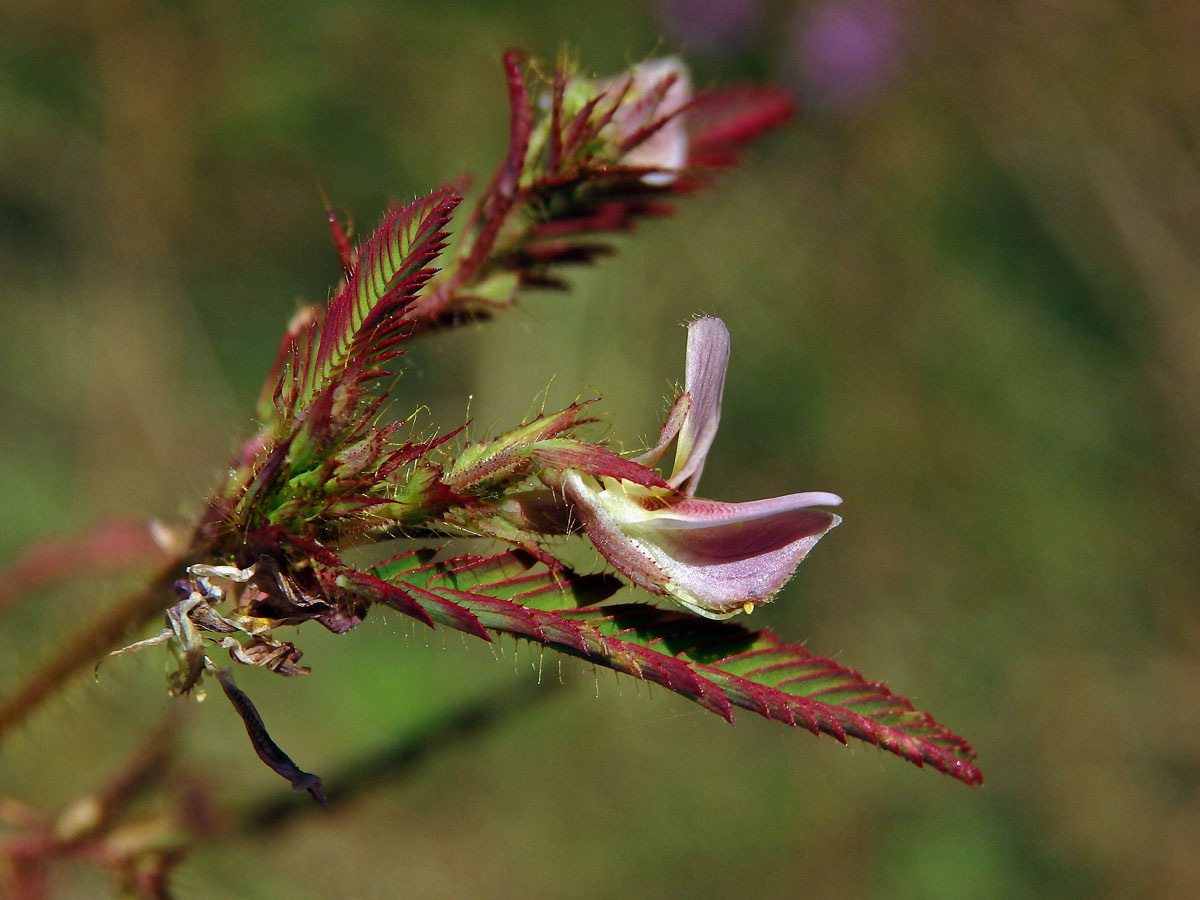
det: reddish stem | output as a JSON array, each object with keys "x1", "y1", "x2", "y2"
[{"x1": 0, "y1": 548, "x2": 204, "y2": 741}]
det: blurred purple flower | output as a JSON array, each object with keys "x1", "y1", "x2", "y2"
[
  {"x1": 790, "y1": 0, "x2": 906, "y2": 111},
  {"x1": 653, "y1": 0, "x2": 764, "y2": 57}
]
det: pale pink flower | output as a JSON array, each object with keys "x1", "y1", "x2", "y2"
[
  {"x1": 564, "y1": 318, "x2": 841, "y2": 618},
  {"x1": 601, "y1": 57, "x2": 693, "y2": 185}
]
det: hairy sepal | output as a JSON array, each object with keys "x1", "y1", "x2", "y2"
[{"x1": 443, "y1": 403, "x2": 596, "y2": 494}]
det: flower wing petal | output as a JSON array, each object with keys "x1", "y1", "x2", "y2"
[{"x1": 632, "y1": 493, "x2": 842, "y2": 618}]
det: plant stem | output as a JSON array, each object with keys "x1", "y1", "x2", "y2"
[{"x1": 0, "y1": 556, "x2": 194, "y2": 742}]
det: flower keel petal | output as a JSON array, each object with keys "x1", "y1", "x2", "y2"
[{"x1": 565, "y1": 473, "x2": 841, "y2": 619}]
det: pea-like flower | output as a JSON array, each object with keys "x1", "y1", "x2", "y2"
[
  {"x1": 600, "y1": 57, "x2": 692, "y2": 185},
  {"x1": 563, "y1": 317, "x2": 841, "y2": 618}
]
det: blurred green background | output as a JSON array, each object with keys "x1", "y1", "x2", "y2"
[{"x1": 3, "y1": 0, "x2": 1199, "y2": 897}]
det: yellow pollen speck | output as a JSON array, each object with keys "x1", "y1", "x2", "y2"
[{"x1": 743, "y1": 602, "x2": 754, "y2": 615}]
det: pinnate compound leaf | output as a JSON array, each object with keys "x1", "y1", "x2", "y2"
[
  {"x1": 366, "y1": 553, "x2": 981, "y2": 785},
  {"x1": 448, "y1": 49, "x2": 534, "y2": 289},
  {"x1": 558, "y1": 605, "x2": 982, "y2": 785},
  {"x1": 298, "y1": 188, "x2": 461, "y2": 407}
]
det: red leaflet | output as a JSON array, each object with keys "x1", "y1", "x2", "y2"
[
  {"x1": 687, "y1": 85, "x2": 796, "y2": 169},
  {"x1": 303, "y1": 188, "x2": 460, "y2": 405},
  {"x1": 370, "y1": 553, "x2": 981, "y2": 785}
]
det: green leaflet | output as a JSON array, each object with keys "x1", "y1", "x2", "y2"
[
  {"x1": 295, "y1": 189, "x2": 460, "y2": 414},
  {"x1": 366, "y1": 551, "x2": 982, "y2": 784}
]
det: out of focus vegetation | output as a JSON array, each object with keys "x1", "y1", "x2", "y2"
[{"x1": 2, "y1": 1, "x2": 1199, "y2": 897}]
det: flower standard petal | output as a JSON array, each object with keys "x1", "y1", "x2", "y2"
[{"x1": 668, "y1": 316, "x2": 730, "y2": 495}]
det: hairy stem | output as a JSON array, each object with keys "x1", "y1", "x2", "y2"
[{"x1": 0, "y1": 552, "x2": 201, "y2": 742}]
